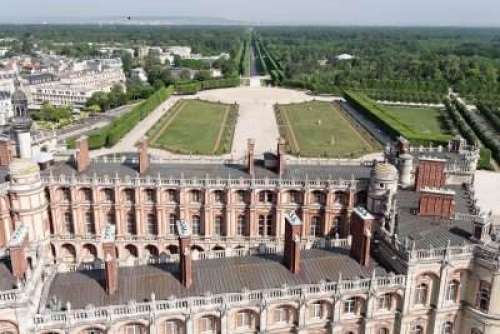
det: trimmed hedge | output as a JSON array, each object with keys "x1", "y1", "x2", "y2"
[
  {"x1": 82, "y1": 86, "x2": 173, "y2": 149},
  {"x1": 344, "y1": 91, "x2": 450, "y2": 145},
  {"x1": 174, "y1": 78, "x2": 240, "y2": 95}
]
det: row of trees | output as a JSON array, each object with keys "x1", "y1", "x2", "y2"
[{"x1": 31, "y1": 103, "x2": 72, "y2": 123}]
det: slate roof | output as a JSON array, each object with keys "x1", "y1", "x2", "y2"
[
  {"x1": 395, "y1": 185, "x2": 476, "y2": 249},
  {"x1": 0, "y1": 258, "x2": 16, "y2": 291},
  {"x1": 44, "y1": 160, "x2": 372, "y2": 181},
  {"x1": 46, "y1": 248, "x2": 389, "y2": 309}
]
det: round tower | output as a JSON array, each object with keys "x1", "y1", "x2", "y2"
[
  {"x1": 11, "y1": 79, "x2": 32, "y2": 159},
  {"x1": 367, "y1": 162, "x2": 398, "y2": 216},
  {"x1": 8, "y1": 159, "x2": 49, "y2": 243},
  {"x1": 398, "y1": 153, "x2": 413, "y2": 188}
]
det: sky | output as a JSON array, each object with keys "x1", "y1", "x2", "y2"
[{"x1": 1, "y1": 0, "x2": 500, "y2": 26}]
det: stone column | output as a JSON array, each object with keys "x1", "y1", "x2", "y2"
[
  {"x1": 259, "y1": 303, "x2": 268, "y2": 333},
  {"x1": 185, "y1": 314, "x2": 194, "y2": 334}
]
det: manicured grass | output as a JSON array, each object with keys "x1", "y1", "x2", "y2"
[
  {"x1": 276, "y1": 101, "x2": 380, "y2": 158},
  {"x1": 384, "y1": 106, "x2": 449, "y2": 136},
  {"x1": 148, "y1": 99, "x2": 238, "y2": 155}
]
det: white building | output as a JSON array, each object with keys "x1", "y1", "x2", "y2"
[
  {"x1": 165, "y1": 46, "x2": 192, "y2": 59},
  {"x1": 0, "y1": 69, "x2": 16, "y2": 94},
  {"x1": 0, "y1": 91, "x2": 12, "y2": 126},
  {"x1": 130, "y1": 68, "x2": 148, "y2": 83}
]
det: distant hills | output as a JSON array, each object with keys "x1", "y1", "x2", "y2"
[{"x1": 0, "y1": 16, "x2": 249, "y2": 26}]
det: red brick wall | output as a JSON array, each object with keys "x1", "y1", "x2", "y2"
[
  {"x1": 284, "y1": 220, "x2": 301, "y2": 274},
  {"x1": 10, "y1": 245, "x2": 27, "y2": 280},
  {"x1": 179, "y1": 237, "x2": 192, "y2": 288},
  {"x1": 76, "y1": 136, "x2": 90, "y2": 173},
  {"x1": 350, "y1": 212, "x2": 373, "y2": 267},
  {"x1": 0, "y1": 140, "x2": 12, "y2": 167},
  {"x1": 419, "y1": 192, "x2": 455, "y2": 219},
  {"x1": 105, "y1": 257, "x2": 119, "y2": 295},
  {"x1": 137, "y1": 138, "x2": 149, "y2": 174},
  {"x1": 415, "y1": 160, "x2": 446, "y2": 191}
]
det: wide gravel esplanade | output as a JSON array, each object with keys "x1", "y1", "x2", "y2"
[{"x1": 92, "y1": 86, "x2": 342, "y2": 159}]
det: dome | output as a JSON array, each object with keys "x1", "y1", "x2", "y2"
[
  {"x1": 9, "y1": 158, "x2": 39, "y2": 177},
  {"x1": 373, "y1": 162, "x2": 398, "y2": 181}
]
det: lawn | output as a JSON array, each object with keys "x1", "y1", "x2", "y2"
[
  {"x1": 275, "y1": 101, "x2": 381, "y2": 158},
  {"x1": 148, "y1": 99, "x2": 238, "y2": 155},
  {"x1": 383, "y1": 106, "x2": 449, "y2": 136}
]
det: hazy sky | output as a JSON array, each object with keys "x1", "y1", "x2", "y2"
[{"x1": 1, "y1": 0, "x2": 500, "y2": 26}]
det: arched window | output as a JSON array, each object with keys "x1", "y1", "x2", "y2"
[
  {"x1": 146, "y1": 213, "x2": 158, "y2": 235},
  {"x1": 124, "y1": 189, "x2": 135, "y2": 203},
  {"x1": 237, "y1": 215, "x2": 247, "y2": 236},
  {"x1": 165, "y1": 320, "x2": 182, "y2": 334},
  {"x1": 167, "y1": 189, "x2": 177, "y2": 203},
  {"x1": 126, "y1": 212, "x2": 137, "y2": 235},
  {"x1": 102, "y1": 189, "x2": 114, "y2": 202},
  {"x1": 410, "y1": 324, "x2": 424, "y2": 334},
  {"x1": 442, "y1": 321, "x2": 453, "y2": 334},
  {"x1": 144, "y1": 189, "x2": 155, "y2": 203},
  {"x1": 378, "y1": 329, "x2": 389, "y2": 334},
  {"x1": 169, "y1": 214, "x2": 177, "y2": 235},
  {"x1": 63, "y1": 211, "x2": 74, "y2": 234},
  {"x1": 83, "y1": 328, "x2": 105, "y2": 334},
  {"x1": 124, "y1": 324, "x2": 146, "y2": 334},
  {"x1": 236, "y1": 310, "x2": 253, "y2": 329},
  {"x1": 343, "y1": 298, "x2": 357, "y2": 314},
  {"x1": 84, "y1": 211, "x2": 96, "y2": 235},
  {"x1": 214, "y1": 190, "x2": 225, "y2": 203},
  {"x1": 377, "y1": 293, "x2": 392, "y2": 311},
  {"x1": 415, "y1": 283, "x2": 428, "y2": 305},
  {"x1": 310, "y1": 215, "x2": 321, "y2": 237},
  {"x1": 258, "y1": 214, "x2": 273, "y2": 237},
  {"x1": 81, "y1": 188, "x2": 92, "y2": 202},
  {"x1": 289, "y1": 190, "x2": 300, "y2": 204},
  {"x1": 334, "y1": 191, "x2": 346, "y2": 205},
  {"x1": 60, "y1": 188, "x2": 71, "y2": 202},
  {"x1": 192, "y1": 215, "x2": 201, "y2": 236},
  {"x1": 198, "y1": 316, "x2": 216, "y2": 333},
  {"x1": 309, "y1": 302, "x2": 323, "y2": 319},
  {"x1": 191, "y1": 190, "x2": 201, "y2": 203},
  {"x1": 477, "y1": 281, "x2": 491, "y2": 312},
  {"x1": 236, "y1": 190, "x2": 246, "y2": 203},
  {"x1": 106, "y1": 212, "x2": 115, "y2": 226},
  {"x1": 259, "y1": 190, "x2": 273, "y2": 203},
  {"x1": 214, "y1": 215, "x2": 224, "y2": 236},
  {"x1": 446, "y1": 280, "x2": 460, "y2": 303},
  {"x1": 312, "y1": 191, "x2": 324, "y2": 204}
]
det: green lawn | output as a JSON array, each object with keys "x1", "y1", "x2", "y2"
[
  {"x1": 384, "y1": 106, "x2": 449, "y2": 136},
  {"x1": 148, "y1": 99, "x2": 235, "y2": 155},
  {"x1": 276, "y1": 101, "x2": 380, "y2": 158}
]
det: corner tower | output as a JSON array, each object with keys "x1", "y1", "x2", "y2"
[{"x1": 11, "y1": 79, "x2": 32, "y2": 159}]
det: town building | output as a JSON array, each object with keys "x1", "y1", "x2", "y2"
[{"x1": 0, "y1": 91, "x2": 12, "y2": 126}]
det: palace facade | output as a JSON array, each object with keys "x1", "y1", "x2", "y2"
[{"x1": 0, "y1": 97, "x2": 499, "y2": 334}]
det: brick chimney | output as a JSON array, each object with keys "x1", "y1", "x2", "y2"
[
  {"x1": 396, "y1": 136, "x2": 410, "y2": 155},
  {"x1": 418, "y1": 188, "x2": 456, "y2": 219},
  {"x1": 8, "y1": 224, "x2": 29, "y2": 280},
  {"x1": 75, "y1": 136, "x2": 90, "y2": 173},
  {"x1": 247, "y1": 138, "x2": 255, "y2": 176},
  {"x1": 0, "y1": 139, "x2": 13, "y2": 167},
  {"x1": 137, "y1": 137, "x2": 149, "y2": 174},
  {"x1": 277, "y1": 138, "x2": 286, "y2": 177},
  {"x1": 102, "y1": 224, "x2": 118, "y2": 295},
  {"x1": 284, "y1": 211, "x2": 302, "y2": 274},
  {"x1": 350, "y1": 207, "x2": 374, "y2": 267},
  {"x1": 176, "y1": 219, "x2": 193, "y2": 288},
  {"x1": 415, "y1": 158, "x2": 446, "y2": 191}
]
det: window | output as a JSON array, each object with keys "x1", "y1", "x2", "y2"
[
  {"x1": 165, "y1": 320, "x2": 180, "y2": 334},
  {"x1": 124, "y1": 189, "x2": 135, "y2": 204},
  {"x1": 309, "y1": 302, "x2": 323, "y2": 319},
  {"x1": 334, "y1": 191, "x2": 346, "y2": 205},
  {"x1": 237, "y1": 215, "x2": 246, "y2": 236},
  {"x1": 214, "y1": 215, "x2": 224, "y2": 236},
  {"x1": 471, "y1": 329, "x2": 483, "y2": 334},
  {"x1": 106, "y1": 212, "x2": 115, "y2": 226},
  {"x1": 192, "y1": 215, "x2": 201, "y2": 236},
  {"x1": 289, "y1": 191, "x2": 300, "y2": 204},
  {"x1": 312, "y1": 191, "x2": 324, "y2": 204},
  {"x1": 415, "y1": 283, "x2": 428, "y2": 305},
  {"x1": 126, "y1": 212, "x2": 137, "y2": 235},
  {"x1": 259, "y1": 191, "x2": 273, "y2": 203},
  {"x1": 61, "y1": 188, "x2": 71, "y2": 202},
  {"x1": 344, "y1": 298, "x2": 356, "y2": 314},
  {"x1": 84, "y1": 329, "x2": 104, "y2": 334},
  {"x1": 191, "y1": 190, "x2": 201, "y2": 203},
  {"x1": 167, "y1": 189, "x2": 177, "y2": 203},
  {"x1": 236, "y1": 311, "x2": 252, "y2": 328},
  {"x1": 442, "y1": 322, "x2": 453, "y2": 334},
  {"x1": 145, "y1": 189, "x2": 155, "y2": 203},
  {"x1": 310, "y1": 216, "x2": 321, "y2": 237},
  {"x1": 199, "y1": 316, "x2": 216, "y2": 333},
  {"x1": 377, "y1": 294, "x2": 392, "y2": 311},
  {"x1": 258, "y1": 214, "x2": 273, "y2": 237},
  {"x1": 63, "y1": 212, "x2": 74, "y2": 234},
  {"x1": 84, "y1": 212, "x2": 96, "y2": 235},
  {"x1": 81, "y1": 188, "x2": 92, "y2": 202},
  {"x1": 214, "y1": 191, "x2": 224, "y2": 203},
  {"x1": 236, "y1": 190, "x2": 246, "y2": 203},
  {"x1": 274, "y1": 307, "x2": 290, "y2": 323},
  {"x1": 169, "y1": 214, "x2": 177, "y2": 235},
  {"x1": 477, "y1": 281, "x2": 490, "y2": 312},
  {"x1": 125, "y1": 324, "x2": 145, "y2": 334},
  {"x1": 330, "y1": 217, "x2": 342, "y2": 236},
  {"x1": 410, "y1": 324, "x2": 424, "y2": 334},
  {"x1": 146, "y1": 213, "x2": 158, "y2": 235},
  {"x1": 103, "y1": 189, "x2": 114, "y2": 202},
  {"x1": 446, "y1": 280, "x2": 460, "y2": 303},
  {"x1": 378, "y1": 329, "x2": 389, "y2": 334}
]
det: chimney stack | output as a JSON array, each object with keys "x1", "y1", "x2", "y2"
[
  {"x1": 176, "y1": 220, "x2": 193, "y2": 288},
  {"x1": 247, "y1": 138, "x2": 255, "y2": 176},
  {"x1": 102, "y1": 224, "x2": 118, "y2": 295},
  {"x1": 8, "y1": 224, "x2": 29, "y2": 280},
  {"x1": 415, "y1": 158, "x2": 446, "y2": 191},
  {"x1": 350, "y1": 207, "x2": 374, "y2": 267},
  {"x1": 284, "y1": 211, "x2": 302, "y2": 274},
  {"x1": 137, "y1": 137, "x2": 150, "y2": 174},
  {"x1": 277, "y1": 138, "x2": 286, "y2": 177},
  {"x1": 418, "y1": 188, "x2": 456, "y2": 219},
  {"x1": 0, "y1": 139, "x2": 13, "y2": 167},
  {"x1": 75, "y1": 136, "x2": 90, "y2": 173}
]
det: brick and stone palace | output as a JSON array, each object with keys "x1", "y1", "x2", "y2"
[{"x1": 0, "y1": 87, "x2": 499, "y2": 334}]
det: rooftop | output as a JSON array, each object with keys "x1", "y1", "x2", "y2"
[
  {"x1": 46, "y1": 248, "x2": 389, "y2": 310},
  {"x1": 0, "y1": 258, "x2": 16, "y2": 291}
]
